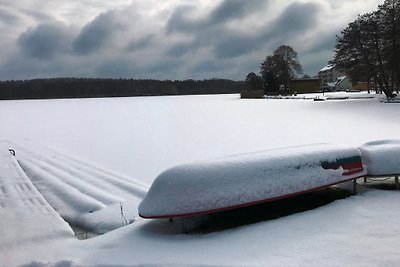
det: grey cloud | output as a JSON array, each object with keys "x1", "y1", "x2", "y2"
[
  {"x1": 308, "y1": 35, "x2": 336, "y2": 54},
  {"x1": 18, "y1": 22, "x2": 75, "y2": 60},
  {"x1": 166, "y1": 42, "x2": 196, "y2": 57},
  {"x1": 213, "y1": 2, "x2": 322, "y2": 58},
  {"x1": 166, "y1": 5, "x2": 198, "y2": 34},
  {"x1": 23, "y1": 8, "x2": 53, "y2": 22},
  {"x1": 145, "y1": 59, "x2": 181, "y2": 75},
  {"x1": 166, "y1": 0, "x2": 268, "y2": 34},
  {"x1": 270, "y1": 2, "x2": 320, "y2": 36},
  {"x1": 192, "y1": 60, "x2": 224, "y2": 73},
  {"x1": 73, "y1": 11, "x2": 119, "y2": 55},
  {"x1": 0, "y1": 0, "x2": 349, "y2": 80},
  {"x1": 1, "y1": 54, "x2": 70, "y2": 79},
  {"x1": 167, "y1": 1, "x2": 321, "y2": 60},
  {"x1": 126, "y1": 35, "x2": 154, "y2": 52},
  {"x1": 0, "y1": 8, "x2": 19, "y2": 24},
  {"x1": 213, "y1": 35, "x2": 260, "y2": 58},
  {"x1": 209, "y1": 0, "x2": 268, "y2": 25},
  {"x1": 96, "y1": 58, "x2": 138, "y2": 78}
]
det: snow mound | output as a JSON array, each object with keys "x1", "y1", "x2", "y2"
[
  {"x1": 139, "y1": 144, "x2": 366, "y2": 218},
  {"x1": 359, "y1": 139, "x2": 400, "y2": 176}
]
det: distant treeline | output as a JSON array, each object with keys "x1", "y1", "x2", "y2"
[{"x1": 0, "y1": 78, "x2": 245, "y2": 100}]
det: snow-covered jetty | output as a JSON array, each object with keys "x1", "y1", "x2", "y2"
[{"x1": 0, "y1": 142, "x2": 74, "y2": 252}]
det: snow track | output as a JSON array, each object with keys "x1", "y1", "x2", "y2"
[{"x1": 13, "y1": 144, "x2": 149, "y2": 233}]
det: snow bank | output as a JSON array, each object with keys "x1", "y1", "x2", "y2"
[
  {"x1": 359, "y1": 139, "x2": 400, "y2": 176},
  {"x1": 139, "y1": 144, "x2": 366, "y2": 218}
]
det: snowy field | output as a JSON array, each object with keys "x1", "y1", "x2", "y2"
[{"x1": 1, "y1": 92, "x2": 400, "y2": 266}]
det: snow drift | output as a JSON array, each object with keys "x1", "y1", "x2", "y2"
[{"x1": 139, "y1": 144, "x2": 366, "y2": 218}]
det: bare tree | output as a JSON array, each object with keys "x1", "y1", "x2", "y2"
[{"x1": 260, "y1": 45, "x2": 302, "y2": 94}]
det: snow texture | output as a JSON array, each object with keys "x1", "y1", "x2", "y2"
[
  {"x1": 359, "y1": 139, "x2": 400, "y2": 176},
  {"x1": 139, "y1": 144, "x2": 366, "y2": 218}
]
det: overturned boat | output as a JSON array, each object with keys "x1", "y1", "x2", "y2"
[{"x1": 139, "y1": 144, "x2": 366, "y2": 219}]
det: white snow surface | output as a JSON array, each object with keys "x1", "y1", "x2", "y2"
[
  {"x1": 1, "y1": 92, "x2": 400, "y2": 266},
  {"x1": 140, "y1": 144, "x2": 365, "y2": 217},
  {"x1": 359, "y1": 139, "x2": 400, "y2": 176}
]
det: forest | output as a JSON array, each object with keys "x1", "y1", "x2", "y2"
[{"x1": 0, "y1": 78, "x2": 244, "y2": 100}]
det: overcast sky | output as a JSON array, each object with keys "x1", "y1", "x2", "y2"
[{"x1": 0, "y1": 0, "x2": 382, "y2": 80}]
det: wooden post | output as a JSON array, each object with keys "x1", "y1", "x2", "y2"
[
  {"x1": 395, "y1": 176, "x2": 399, "y2": 191},
  {"x1": 353, "y1": 179, "x2": 357, "y2": 195},
  {"x1": 8, "y1": 149, "x2": 15, "y2": 156}
]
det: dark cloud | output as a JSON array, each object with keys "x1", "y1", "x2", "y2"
[
  {"x1": 307, "y1": 34, "x2": 336, "y2": 54},
  {"x1": 213, "y1": 35, "x2": 260, "y2": 58},
  {"x1": 73, "y1": 11, "x2": 119, "y2": 55},
  {"x1": 271, "y1": 2, "x2": 320, "y2": 36},
  {"x1": 166, "y1": 1, "x2": 321, "y2": 61},
  {"x1": 18, "y1": 22, "x2": 74, "y2": 60},
  {"x1": 125, "y1": 35, "x2": 155, "y2": 52},
  {"x1": 166, "y1": 0, "x2": 268, "y2": 34},
  {"x1": 166, "y1": 42, "x2": 196, "y2": 57},
  {"x1": 208, "y1": 0, "x2": 268, "y2": 25},
  {"x1": 166, "y1": 5, "x2": 198, "y2": 34}
]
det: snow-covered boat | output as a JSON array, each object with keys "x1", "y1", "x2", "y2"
[
  {"x1": 359, "y1": 140, "x2": 400, "y2": 176},
  {"x1": 139, "y1": 144, "x2": 366, "y2": 219}
]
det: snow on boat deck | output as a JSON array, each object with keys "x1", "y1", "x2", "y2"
[{"x1": 0, "y1": 142, "x2": 74, "y2": 249}]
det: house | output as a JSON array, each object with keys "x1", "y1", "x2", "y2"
[
  {"x1": 336, "y1": 76, "x2": 352, "y2": 91},
  {"x1": 322, "y1": 76, "x2": 352, "y2": 92},
  {"x1": 290, "y1": 79, "x2": 321, "y2": 94},
  {"x1": 318, "y1": 64, "x2": 346, "y2": 87}
]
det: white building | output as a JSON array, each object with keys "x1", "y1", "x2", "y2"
[
  {"x1": 318, "y1": 64, "x2": 346, "y2": 85},
  {"x1": 318, "y1": 64, "x2": 351, "y2": 91}
]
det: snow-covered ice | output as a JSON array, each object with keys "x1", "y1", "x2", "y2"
[
  {"x1": 139, "y1": 143, "x2": 365, "y2": 218},
  {"x1": 359, "y1": 139, "x2": 400, "y2": 176},
  {"x1": 1, "y1": 92, "x2": 400, "y2": 266}
]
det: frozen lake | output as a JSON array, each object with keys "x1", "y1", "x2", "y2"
[{"x1": 1, "y1": 92, "x2": 400, "y2": 266}]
